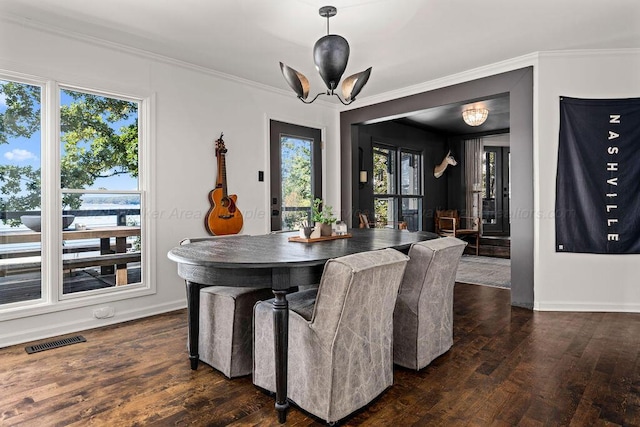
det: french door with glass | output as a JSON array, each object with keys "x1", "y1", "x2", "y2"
[
  {"x1": 482, "y1": 146, "x2": 510, "y2": 235},
  {"x1": 269, "y1": 120, "x2": 322, "y2": 231}
]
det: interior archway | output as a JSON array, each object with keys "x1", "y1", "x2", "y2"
[{"x1": 340, "y1": 67, "x2": 534, "y2": 308}]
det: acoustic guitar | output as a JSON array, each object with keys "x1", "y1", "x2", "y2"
[{"x1": 205, "y1": 133, "x2": 243, "y2": 235}]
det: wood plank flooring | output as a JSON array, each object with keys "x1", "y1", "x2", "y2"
[{"x1": 1, "y1": 283, "x2": 639, "y2": 426}]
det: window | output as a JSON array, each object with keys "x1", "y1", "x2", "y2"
[
  {"x1": 0, "y1": 76, "x2": 149, "y2": 311},
  {"x1": 372, "y1": 144, "x2": 422, "y2": 231},
  {"x1": 0, "y1": 79, "x2": 43, "y2": 305}
]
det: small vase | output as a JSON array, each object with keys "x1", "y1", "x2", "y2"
[{"x1": 320, "y1": 223, "x2": 333, "y2": 236}]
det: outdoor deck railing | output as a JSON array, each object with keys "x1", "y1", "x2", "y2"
[{"x1": 0, "y1": 208, "x2": 141, "y2": 259}]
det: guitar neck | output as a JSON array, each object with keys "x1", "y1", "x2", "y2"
[{"x1": 217, "y1": 151, "x2": 229, "y2": 197}]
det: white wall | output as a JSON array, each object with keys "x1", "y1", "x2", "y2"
[
  {"x1": 0, "y1": 19, "x2": 339, "y2": 346},
  {"x1": 534, "y1": 49, "x2": 640, "y2": 311}
]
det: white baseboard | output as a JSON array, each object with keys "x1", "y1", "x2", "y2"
[
  {"x1": 0, "y1": 300, "x2": 186, "y2": 348},
  {"x1": 534, "y1": 301, "x2": 640, "y2": 312}
]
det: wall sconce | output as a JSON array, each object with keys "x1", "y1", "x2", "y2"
[{"x1": 359, "y1": 170, "x2": 367, "y2": 188}]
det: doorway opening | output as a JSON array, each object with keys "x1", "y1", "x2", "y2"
[{"x1": 341, "y1": 67, "x2": 534, "y2": 308}]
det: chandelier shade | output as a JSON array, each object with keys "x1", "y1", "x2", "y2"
[
  {"x1": 341, "y1": 67, "x2": 372, "y2": 103},
  {"x1": 280, "y1": 63, "x2": 310, "y2": 100},
  {"x1": 279, "y1": 6, "x2": 372, "y2": 105},
  {"x1": 314, "y1": 34, "x2": 350, "y2": 90},
  {"x1": 462, "y1": 108, "x2": 489, "y2": 126}
]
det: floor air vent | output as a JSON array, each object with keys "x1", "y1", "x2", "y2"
[{"x1": 25, "y1": 335, "x2": 86, "y2": 354}]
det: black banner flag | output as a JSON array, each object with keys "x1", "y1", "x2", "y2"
[{"x1": 556, "y1": 97, "x2": 640, "y2": 254}]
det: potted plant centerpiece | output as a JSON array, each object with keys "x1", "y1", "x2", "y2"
[{"x1": 311, "y1": 198, "x2": 336, "y2": 237}]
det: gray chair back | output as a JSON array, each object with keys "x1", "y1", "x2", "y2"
[
  {"x1": 253, "y1": 248, "x2": 409, "y2": 423},
  {"x1": 311, "y1": 248, "x2": 409, "y2": 349},
  {"x1": 393, "y1": 237, "x2": 466, "y2": 370}
]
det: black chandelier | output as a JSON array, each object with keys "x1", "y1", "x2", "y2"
[{"x1": 280, "y1": 5, "x2": 372, "y2": 105}]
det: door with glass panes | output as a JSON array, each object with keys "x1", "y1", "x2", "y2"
[
  {"x1": 482, "y1": 146, "x2": 510, "y2": 235},
  {"x1": 269, "y1": 120, "x2": 322, "y2": 232}
]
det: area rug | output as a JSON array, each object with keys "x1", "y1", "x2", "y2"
[{"x1": 456, "y1": 255, "x2": 511, "y2": 289}]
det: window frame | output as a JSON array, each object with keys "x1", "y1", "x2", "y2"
[
  {"x1": 0, "y1": 71, "x2": 155, "y2": 320},
  {"x1": 372, "y1": 142, "x2": 424, "y2": 231}
]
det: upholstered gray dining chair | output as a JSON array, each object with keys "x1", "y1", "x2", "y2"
[
  {"x1": 180, "y1": 237, "x2": 273, "y2": 378},
  {"x1": 393, "y1": 237, "x2": 466, "y2": 370},
  {"x1": 253, "y1": 248, "x2": 409, "y2": 424}
]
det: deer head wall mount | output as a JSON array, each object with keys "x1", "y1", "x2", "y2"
[{"x1": 434, "y1": 150, "x2": 457, "y2": 178}]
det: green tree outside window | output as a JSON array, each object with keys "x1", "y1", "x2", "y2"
[{"x1": 1, "y1": 81, "x2": 138, "y2": 226}]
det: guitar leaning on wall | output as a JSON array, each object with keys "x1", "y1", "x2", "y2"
[{"x1": 205, "y1": 133, "x2": 244, "y2": 235}]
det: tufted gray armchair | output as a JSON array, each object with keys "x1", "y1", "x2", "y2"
[
  {"x1": 252, "y1": 248, "x2": 409, "y2": 424},
  {"x1": 393, "y1": 237, "x2": 466, "y2": 370},
  {"x1": 181, "y1": 236, "x2": 273, "y2": 378}
]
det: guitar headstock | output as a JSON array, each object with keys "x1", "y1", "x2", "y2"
[{"x1": 215, "y1": 132, "x2": 227, "y2": 155}]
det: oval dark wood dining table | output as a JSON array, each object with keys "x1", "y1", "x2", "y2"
[{"x1": 167, "y1": 228, "x2": 437, "y2": 423}]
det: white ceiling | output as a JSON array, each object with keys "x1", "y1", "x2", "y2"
[{"x1": 1, "y1": 0, "x2": 639, "y2": 104}]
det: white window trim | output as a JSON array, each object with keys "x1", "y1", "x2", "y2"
[{"x1": 0, "y1": 74, "x2": 157, "y2": 321}]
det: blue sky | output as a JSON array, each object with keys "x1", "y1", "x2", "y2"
[
  {"x1": 1, "y1": 86, "x2": 137, "y2": 192},
  {"x1": 0, "y1": 87, "x2": 40, "y2": 170}
]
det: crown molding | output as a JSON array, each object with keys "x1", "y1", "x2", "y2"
[
  {"x1": 538, "y1": 47, "x2": 640, "y2": 59},
  {"x1": 345, "y1": 52, "x2": 540, "y2": 111},
  {"x1": 0, "y1": 13, "x2": 339, "y2": 109},
  {"x1": 6, "y1": 10, "x2": 635, "y2": 113},
  {"x1": 349, "y1": 48, "x2": 640, "y2": 111}
]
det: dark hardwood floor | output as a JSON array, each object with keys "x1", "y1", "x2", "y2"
[{"x1": 1, "y1": 283, "x2": 639, "y2": 426}]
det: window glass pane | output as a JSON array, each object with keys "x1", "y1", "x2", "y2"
[
  {"x1": 60, "y1": 89, "x2": 139, "y2": 192},
  {"x1": 280, "y1": 135, "x2": 313, "y2": 230},
  {"x1": 401, "y1": 197, "x2": 421, "y2": 231},
  {"x1": 0, "y1": 80, "x2": 43, "y2": 306},
  {"x1": 61, "y1": 192, "x2": 141, "y2": 295},
  {"x1": 59, "y1": 89, "x2": 142, "y2": 297},
  {"x1": 373, "y1": 146, "x2": 396, "y2": 195},
  {"x1": 400, "y1": 151, "x2": 420, "y2": 195},
  {"x1": 482, "y1": 150, "x2": 497, "y2": 225},
  {"x1": 374, "y1": 197, "x2": 396, "y2": 228}
]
